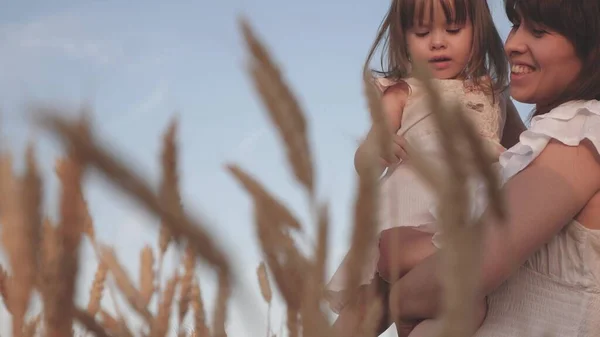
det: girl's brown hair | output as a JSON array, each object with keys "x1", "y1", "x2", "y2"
[
  {"x1": 505, "y1": 0, "x2": 600, "y2": 117},
  {"x1": 364, "y1": 0, "x2": 508, "y2": 96}
]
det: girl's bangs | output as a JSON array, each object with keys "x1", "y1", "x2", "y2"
[{"x1": 400, "y1": 0, "x2": 469, "y2": 28}]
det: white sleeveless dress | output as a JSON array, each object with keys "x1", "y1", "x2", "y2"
[
  {"x1": 468, "y1": 100, "x2": 600, "y2": 336},
  {"x1": 325, "y1": 77, "x2": 508, "y2": 313}
]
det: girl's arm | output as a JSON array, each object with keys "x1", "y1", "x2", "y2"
[
  {"x1": 500, "y1": 98, "x2": 527, "y2": 149},
  {"x1": 380, "y1": 82, "x2": 409, "y2": 133},
  {"x1": 383, "y1": 139, "x2": 600, "y2": 322},
  {"x1": 354, "y1": 82, "x2": 409, "y2": 175}
]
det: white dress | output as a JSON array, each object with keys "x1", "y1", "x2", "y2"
[
  {"x1": 325, "y1": 77, "x2": 508, "y2": 312},
  {"x1": 469, "y1": 100, "x2": 600, "y2": 336}
]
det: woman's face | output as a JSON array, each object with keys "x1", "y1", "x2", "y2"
[{"x1": 505, "y1": 18, "x2": 582, "y2": 106}]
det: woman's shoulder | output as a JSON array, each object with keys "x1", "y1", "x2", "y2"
[
  {"x1": 499, "y1": 99, "x2": 600, "y2": 183},
  {"x1": 535, "y1": 99, "x2": 600, "y2": 122},
  {"x1": 529, "y1": 100, "x2": 600, "y2": 149}
]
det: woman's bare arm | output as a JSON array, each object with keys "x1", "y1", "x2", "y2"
[
  {"x1": 384, "y1": 139, "x2": 600, "y2": 322},
  {"x1": 500, "y1": 98, "x2": 527, "y2": 149}
]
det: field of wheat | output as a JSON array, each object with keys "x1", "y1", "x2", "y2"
[{"x1": 0, "y1": 18, "x2": 503, "y2": 337}]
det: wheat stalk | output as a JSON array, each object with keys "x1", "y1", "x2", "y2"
[
  {"x1": 191, "y1": 278, "x2": 210, "y2": 337},
  {"x1": 239, "y1": 17, "x2": 314, "y2": 195},
  {"x1": 256, "y1": 262, "x2": 272, "y2": 305},
  {"x1": 226, "y1": 164, "x2": 302, "y2": 231},
  {"x1": 50, "y1": 155, "x2": 86, "y2": 337},
  {"x1": 74, "y1": 308, "x2": 110, "y2": 337},
  {"x1": 0, "y1": 153, "x2": 34, "y2": 335},
  {"x1": 158, "y1": 119, "x2": 180, "y2": 294},
  {"x1": 363, "y1": 72, "x2": 394, "y2": 163},
  {"x1": 151, "y1": 272, "x2": 179, "y2": 337},
  {"x1": 344, "y1": 138, "x2": 380, "y2": 293},
  {"x1": 37, "y1": 111, "x2": 231, "y2": 277},
  {"x1": 256, "y1": 262, "x2": 273, "y2": 337},
  {"x1": 140, "y1": 245, "x2": 156, "y2": 307},
  {"x1": 87, "y1": 261, "x2": 108, "y2": 317},
  {"x1": 404, "y1": 61, "x2": 506, "y2": 337},
  {"x1": 211, "y1": 270, "x2": 231, "y2": 337},
  {"x1": 22, "y1": 143, "x2": 43, "y2": 302},
  {"x1": 98, "y1": 246, "x2": 154, "y2": 324},
  {"x1": 0, "y1": 264, "x2": 12, "y2": 314},
  {"x1": 299, "y1": 204, "x2": 331, "y2": 337}
]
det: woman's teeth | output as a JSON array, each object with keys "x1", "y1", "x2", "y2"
[{"x1": 511, "y1": 65, "x2": 535, "y2": 74}]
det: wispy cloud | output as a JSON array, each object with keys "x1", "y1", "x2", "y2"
[
  {"x1": 101, "y1": 79, "x2": 170, "y2": 130},
  {"x1": 130, "y1": 82, "x2": 170, "y2": 117},
  {"x1": 0, "y1": 11, "x2": 124, "y2": 65},
  {"x1": 228, "y1": 127, "x2": 266, "y2": 161}
]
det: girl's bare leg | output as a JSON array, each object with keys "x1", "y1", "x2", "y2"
[
  {"x1": 334, "y1": 227, "x2": 443, "y2": 336},
  {"x1": 377, "y1": 228, "x2": 438, "y2": 283},
  {"x1": 405, "y1": 298, "x2": 488, "y2": 337},
  {"x1": 332, "y1": 276, "x2": 392, "y2": 337}
]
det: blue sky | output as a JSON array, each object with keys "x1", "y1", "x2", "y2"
[{"x1": 0, "y1": 1, "x2": 532, "y2": 336}]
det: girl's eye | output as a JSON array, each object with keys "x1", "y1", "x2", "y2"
[
  {"x1": 447, "y1": 28, "x2": 461, "y2": 34},
  {"x1": 415, "y1": 31, "x2": 429, "y2": 37}
]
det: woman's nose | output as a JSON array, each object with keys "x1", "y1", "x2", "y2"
[{"x1": 504, "y1": 27, "x2": 528, "y2": 56}]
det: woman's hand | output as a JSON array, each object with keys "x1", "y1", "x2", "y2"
[
  {"x1": 386, "y1": 254, "x2": 443, "y2": 336},
  {"x1": 394, "y1": 319, "x2": 419, "y2": 337}
]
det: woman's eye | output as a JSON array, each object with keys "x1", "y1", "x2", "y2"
[{"x1": 532, "y1": 28, "x2": 547, "y2": 37}]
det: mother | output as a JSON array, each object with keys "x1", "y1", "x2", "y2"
[{"x1": 378, "y1": 0, "x2": 600, "y2": 335}]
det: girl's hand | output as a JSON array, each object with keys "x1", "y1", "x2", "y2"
[
  {"x1": 481, "y1": 141, "x2": 507, "y2": 164},
  {"x1": 379, "y1": 134, "x2": 410, "y2": 167},
  {"x1": 392, "y1": 134, "x2": 410, "y2": 162}
]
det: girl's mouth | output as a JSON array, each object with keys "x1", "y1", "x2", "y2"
[
  {"x1": 429, "y1": 56, "x2": 452, "y2": 63},
  {"x1": 429, "y1": 56, "x2": 452, "y2": 70}
]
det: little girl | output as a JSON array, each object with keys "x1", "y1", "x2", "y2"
[{"x1": 326, "y1": 0, "x2": 520, "y2": 336}]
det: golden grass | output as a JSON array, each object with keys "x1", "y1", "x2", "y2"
[{"x1": 0, "y1": 17, "x2": 503, "y2": 337}]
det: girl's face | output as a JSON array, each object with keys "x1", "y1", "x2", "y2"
[
  {"x1": 505, "y1": 18, "x2": 582, "y2": 106},
  {"x1": 406, "y1": 0, "x2": 473, "y2": 79}
]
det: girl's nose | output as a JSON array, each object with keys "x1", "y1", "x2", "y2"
[{"x1": 430, "y1": 31, "x2": 447, "y2": 50}]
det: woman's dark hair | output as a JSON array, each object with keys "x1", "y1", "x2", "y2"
[
  {"x1": 364, "y1": 0, "x2": 508, "y2": 96},
  {"x1": 506, "y1": 0, "x2": 600, "y2": 116}
]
